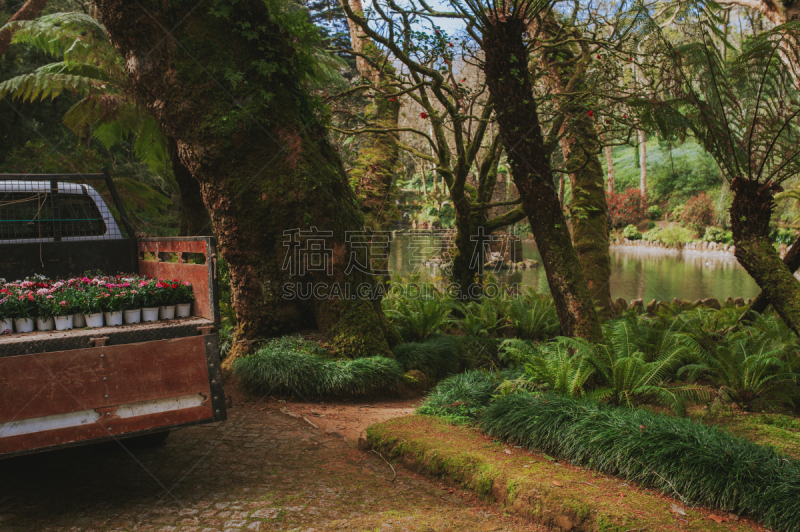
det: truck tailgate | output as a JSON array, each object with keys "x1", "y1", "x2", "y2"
[{"x1": 0, "y1": 333, "x2": 225, "y2": 457}]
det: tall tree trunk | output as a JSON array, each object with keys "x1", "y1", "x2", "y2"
[
  {"x1": 605, "y1": 145, "x2": 615, "y2": 194},
  {"x1": 481, "y1": 16, "x2": 603, "y2": 342},
  {"x1": 533, "y1": 16, "x2": 613, "y2": 318},
  {"x1": 730, "y1": 179, "x2": 800, "y2": 337},
  {"x1": 340, "y1": 0, "x2": 400, "y2": 230},
  {"x1": 559, "y1": 125, "x2": 613, "y2": 319},
  {"x1": 168, "y1": 137, "x2": 210, "y2": 236},
  {"x1": 97, "y1": 0, "x2": 394, "y2": 368},
  {"x1": 740, "y1": 240, "x2": 800, "y2": 323},
  {"x1": 0, "y1": 0, "x2": 49, "y2": 58},
  {"x1": 638, "y1": 130, "x2": 647, "y2": 198}
]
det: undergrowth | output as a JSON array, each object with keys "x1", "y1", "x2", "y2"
[
  {"x1": 481, "y1": 393, "x2": 800, "y2": 532},
  {"x1": 234, "y1": 337, "x2": 404, "y2": 397}
]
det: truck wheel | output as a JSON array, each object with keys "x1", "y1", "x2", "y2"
[{"x1": 124, "y1": 430, "x2": 170, "y2": 447}]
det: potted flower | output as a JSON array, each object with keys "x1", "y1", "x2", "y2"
[
  {"x1": 0, "y1": 290, "x2": 12, "y2": 333},
  {"x1": 122, "y1": 286, "x2": 143, "y2": 324},
  {"x1": 174, "y1": 281, "x2": 194, "y2": 318},
  {"x1": 80, "y1": 286, "x2": 105, "y2": 328},
  {"x1": 138, "y1": 278, "x2": 159, "y2": 322},
  {"x1": 99, "y1": 286, "x2": 126, "y2": 326},
  {"x1": 34, "y1": 291, "x2": 60, "y2": 331},
  {"x1": 53, "y1": 290, "x2": 77, "y2": 331},
  {"x1": 156, "y1": 279, "x2": 178, "y2": 320},
  {"x1": 11, "y1": 289, "x2": 37, "y2": 333}
]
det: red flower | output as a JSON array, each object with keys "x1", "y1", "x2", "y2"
[
  {"x1": 420, "y1": 112, "x2": 428, "y2": 119},
  {"x1": 605, "y1": 119, "x2": 611, "y2": 124},
  {"x1": 596, "y1": 54, "x2": 601, "y2": 59},
  {"x1": 587, "y1": 110, "x2": 594, "y2": 117},
  {"x1": 623, "y1": 115, "x2": 628, "y2": 118},
  {"x1": 171, "y1": 283, "x2": 179, "y2": 289}
]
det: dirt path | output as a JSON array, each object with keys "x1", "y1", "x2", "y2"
[{"x1": 0, "y1": 399, "x2": 549, "y2": 532}]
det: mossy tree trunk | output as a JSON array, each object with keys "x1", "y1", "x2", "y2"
[
  {"x1": 168, "y1": 137, "x2": 210, "y2": 236},
  {"x1": 739, "y1": 241, "x2": 800, "y2": 323},
  {"x1": 482, "y1": 16, "x2": 603, "y2": 342},
  {"x1": 730, "y1": 179, "x2": 800, "y2": 337},
  {"x1": 98, "y1": 0, "x2": 395, "y2": 368},
  {"x1": 532, "y1": 17, "x2": 612, "y2": 318},
  {"x1": 340, "y1": 0, "x2": 400, "y2": 230}
]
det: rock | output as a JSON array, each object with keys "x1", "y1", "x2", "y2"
[
  {"x1": 746, "y1": 298, "x2": 752, "y2": 305},
  {"x1": 646, "y1": 299, "x2": 658, "y2": 314},
  {"x1": 723, "y1": 244, "x2": 729, "y2": 251},
  {"x1": 672, "y1": 297, "x2": 681, "y2": 307},
  {"x1": 630, "y1": 299, "x2": 643, "y2": 312},
  {"x1": 693, "y1": 299, "x2": 703, "y2": 309},
  {"x1": 734, "y1": 297, "x2": 745, "y2": 308},
  {"x1": 702, "y1": 297, "x2": 721, "y2": 310},
  {"x1": 614, "y1": 297, "x2": 628, "y2": 315},
  {"x1": 724, "y1": 296, "x2": 734, "y2": 308}
]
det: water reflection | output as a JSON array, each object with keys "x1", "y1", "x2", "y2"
[{"x1": 387, "y1": 234, "x2": 760, "y2": 302}]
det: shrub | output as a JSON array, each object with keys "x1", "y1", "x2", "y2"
[
  {"x1": 642, "y1": 228, "x2": 661, "y2": 242},
  {"x1": 772, "y1": 227, "x2": 797, "y2": 246},
  {"x1": 680, "y1": 192, "x2": 715, "y2": 231},
  {"x1": 234, "y1": 337, "x2": 404, "y2": 397},
  {"x1": 392, "y1": 335, "x2": 462, "y2": 380},
  {"x1": 607, "y1": 188, "x2": 647, "y2": 228},
  {"x1": 656, "y1": 224, "x2": 695, "y2": 247},
  {"x1": 481, "y1": 393, "x2": 800, "y2": 532},
  {"x1": 702, "y1": 226, "x2": 727, "y2": 243},
  {"x1": 647, "y1": 205, "x2": 663, "y2": 220},
  {"x1": 622, "y1": 224, "x2": 642, "y2": 240}
]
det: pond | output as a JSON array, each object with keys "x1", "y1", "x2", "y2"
[{"x1": 387, "y1": 234, "x2": 760, "y2": 302}]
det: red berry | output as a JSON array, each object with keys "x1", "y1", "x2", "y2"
[
  {"x1": 420, "y1": 112, "x2": 428, "y2": 119},
  {"x1": 587, "y1": 110, "x2": 594, "y2": 117}
]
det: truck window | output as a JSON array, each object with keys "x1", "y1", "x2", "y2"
[{"x1": 0, "y1": 192, "x2": 106, "y2": 239}]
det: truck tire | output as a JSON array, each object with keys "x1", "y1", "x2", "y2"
[{"x1": 124, "y1": 430, "x2": 170, "y2": 447}]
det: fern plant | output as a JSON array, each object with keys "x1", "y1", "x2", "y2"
[
  {"x1": 500, "y1": 338, "x2": 593, "y2": 398},
  {"x1": 679, "y1": 319, "x2": 800, "y2": 408},
  {"x1": 584, "y1": 321, "x2": 712, "y2": 412},
  {"x1": 383, "y1": 296, "x2": 453, "y2": 341},
  {"x1": 505, "y1": 294, "x2": 560, "y2": 340}
]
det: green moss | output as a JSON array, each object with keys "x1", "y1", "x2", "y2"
[{"x1": 367, "y1": 416, "x2": 757, "y2": 532}]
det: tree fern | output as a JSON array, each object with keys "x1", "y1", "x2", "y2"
[{"x1": 0, "y1": 12, "x2": 166, "y2": 172}]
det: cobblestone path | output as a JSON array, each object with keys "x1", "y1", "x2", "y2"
[{"x1": 0, "y1": 402, "x2": 546, "y2": 532}]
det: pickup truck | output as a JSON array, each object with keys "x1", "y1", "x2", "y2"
[{"x1": 0, "y1": 170, "x2": 227, "y2": 458}]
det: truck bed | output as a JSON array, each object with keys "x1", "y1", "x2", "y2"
[{"x1": 0, "y1": 317, "x2": 214, "y2": 357}]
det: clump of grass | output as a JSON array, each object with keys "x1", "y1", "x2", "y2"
[
  {"x1": 392, "y1": 335, "x2": 461, "y2": 379},
  {"x1": 481, "y1": 393, "x2": 800, "y2": 532},
  {"x1": 234, "y1": 337, "x2": 404, "y2": 397},
  {"x1": 416, "y1": 370, "x2": 500, "y2": 424}
]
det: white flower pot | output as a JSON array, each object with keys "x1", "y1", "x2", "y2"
[
  {"x1": 1, "y1": 318, "x2": 12, "y2": 334},
  {"x1": 104, "y1": 311, "x2": 123, "y2": 326},
  {"x1": 72, "y1": 313, "x2": 86, "y2": 328},
  {"x1": 142, "y1": 307, "x2": 159, "y2": 322},
  {"x1": 123, "y1": 308, "x2": 142, "y2": 324},
  {"x1": 159, "y1": 305, "x2": 175, "y2": 320},
  {"x1": 36, "y1": 317, "x2": 55, "y2": 331},
  {"x1": 84, "y1": 313, "x2": 104, "y2": 328},
  {"x1": 14, "y1": 317, "x2": 34, "y2": 333},
  {"x1": 175, "y1": 303, "x2": 191, "y2": 318},
  {"x1": 54, "y1": 315, "x2": 74, "y2": 331}
]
